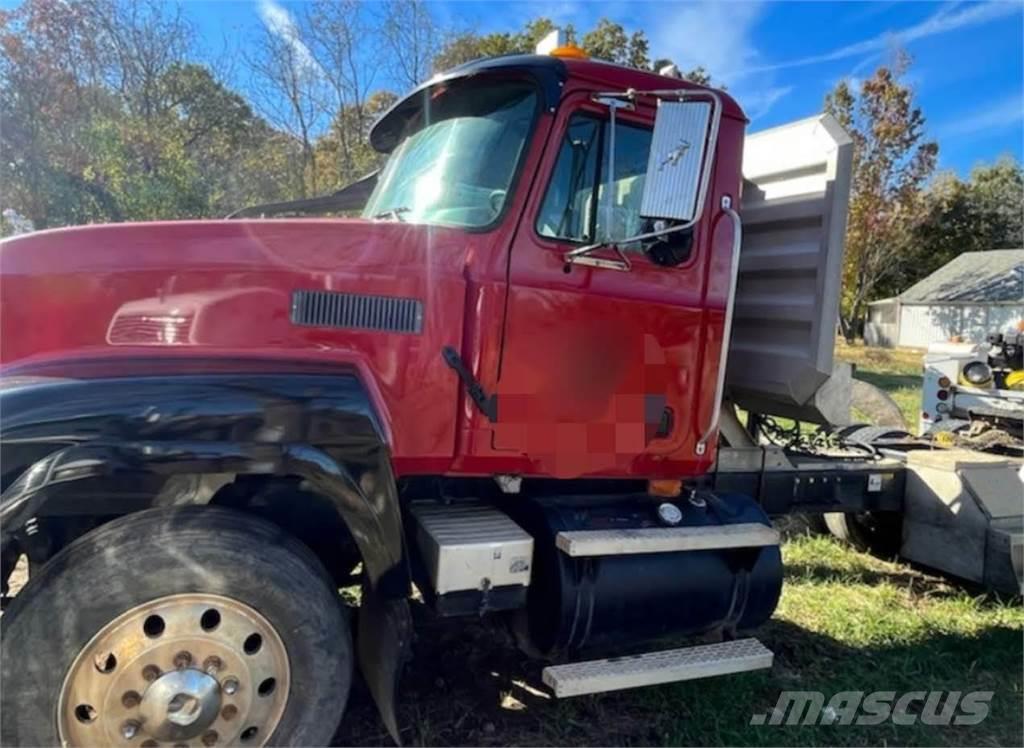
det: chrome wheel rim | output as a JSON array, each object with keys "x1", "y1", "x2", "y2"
[{"x1": 58, "y1": 593, "x2": 290, "y2": 747}]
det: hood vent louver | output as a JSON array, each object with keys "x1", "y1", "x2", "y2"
[{"x1": 291, "y1": 290, "x2": 423, "y2": 334}]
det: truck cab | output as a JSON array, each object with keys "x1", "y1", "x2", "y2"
[
  {"x1": 1, "y1": 53, "x2": 749, "y2": 480},
  {"x1": 0, "y1": 48, "x2": 856, "y2": 746}
]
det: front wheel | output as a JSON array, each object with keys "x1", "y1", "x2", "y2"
[{"x1": 1, "y1": 506, "x2": 352, "y2": 747}]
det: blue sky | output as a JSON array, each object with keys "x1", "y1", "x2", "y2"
[
  {"x1": 9, "y1": 0, "x2": 1023, "y2": 176},
  {"x1": 187, "y1": 0, "x2": 1024, "y2": 177}
]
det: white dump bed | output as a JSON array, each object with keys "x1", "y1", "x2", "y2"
[{"x1": 727, "y1": 114, "x2": 854, "y2": 424}]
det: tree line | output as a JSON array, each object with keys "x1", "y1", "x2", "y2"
[
  {"x1": 825, "y1": 52, "x2": 1022, "y2": 335},
  {"x1": 1, "y1": 0, "x2": 699, "y2": 230},
  {"x1": 2, "y1": 0, "x2": 1021, "y2": 335}
]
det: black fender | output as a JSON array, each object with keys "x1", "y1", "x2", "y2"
[{"x1": 0, "y1": 369, "x2": 411, "y2": 742}]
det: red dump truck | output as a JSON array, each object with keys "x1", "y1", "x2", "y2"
[{"x1": 1, "y1": 44, "x2": 1021, "y2": 747}]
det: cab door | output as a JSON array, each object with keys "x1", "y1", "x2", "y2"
[{"x1": 493, "y1": 92, "x2": 718, "y2": 479}]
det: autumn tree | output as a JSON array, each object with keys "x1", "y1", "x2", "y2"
[
  {"x1": 824, "y1": 55, "x2": 938, "y2": 339},
  {"x1": 380, "y1": 0, "x2": 440, "y2": 88},
  {"x1": 432, "y1": 31, "x2": 518, "y2": 71},
  {"x1": 0, "y1": 0, "x2": 121, "y2": 227},
  {"x1": 433, "y1": 18, "x2": 659, "y2": 74},
  {"x1": 906, "y1": 157, "x2": 1024, "y2": 287},
  {"x1": 1, "y1": 0, "x2": 300, "y2": 225},
  {"x1": 156, "y1": 63, "x2": 284, "y2": 216},
  {"x1": 243, "y1": 9, "x2": 325, "y2": 196},
  {"x1": 965, "y1": 157, "x2": 1024, "y2": 249},
  {"x1": 432, "y1": 18, "x2": 571, "y2": 72},
  {"x1": 580, "y1": 18, "x2": 649, "y2": 69},
  {"x1": 304, "y1": 0, "x2": 381, "y2": 180},
  {"x1": 0, "y1": 1, "x2": 737, "y2": 229},
  {"x1": 314, "y1": 90, "x2": 398, "y2": 191}
]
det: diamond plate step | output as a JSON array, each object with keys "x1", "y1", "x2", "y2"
[
  {"x1": 555, "y1": 522, "x2": 780, "y2": 557},
  {"x1": 542, "y1": 638, "x2": 773, "y2": 698}
]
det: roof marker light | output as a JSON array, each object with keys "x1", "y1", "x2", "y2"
[{"x1": 535, "y1": 28, "x2": 589, "y2": 59}]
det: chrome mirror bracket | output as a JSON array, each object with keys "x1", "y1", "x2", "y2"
[{"x1": 564, "y1": 245, "x2": 632, "y2": 272}]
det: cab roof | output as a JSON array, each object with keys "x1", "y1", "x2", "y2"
[
  {"x1": 369, "y1": 53, "x2": 745, "y2": 152},
  {"x1": 560, "y1": 56, "x2": 745, "y2": 119}
]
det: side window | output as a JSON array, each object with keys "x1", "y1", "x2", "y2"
[
  {"x1": 536, "y1": 116, "x2": 601, "y2": 241},
  {"x1": 596, "y1": 123, "x2": 652, "y2": 245},
  {"x1": 537, "y1": 113, "x2": 653, "y2": 247}
]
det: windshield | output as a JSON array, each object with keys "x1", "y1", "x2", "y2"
[{"x1": 363, "y1": 80, "x2": 538, "y2": 228}]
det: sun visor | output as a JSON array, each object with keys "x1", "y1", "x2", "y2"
[{"x1": 369, "y1": 55, "x2": 567, "y2": 153}]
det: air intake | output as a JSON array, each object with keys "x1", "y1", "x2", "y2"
[{"x1": 291, "y1": 290, "x2": 423, "y2": 334}]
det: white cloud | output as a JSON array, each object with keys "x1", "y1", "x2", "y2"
[
  {"x1": 548, "y1": 1, "x2": 587, "y2": 28},
  {"x1": 257, "y1": 0, "x2": 319, "y2": 74},
  {"x1": 644, "y1": 1, "x2": 790, "y2": 120},
  {"x1": 741, "y1": 85, "x2": 795, "y2": 121},
  {"x1": 737, "y1": 1, "x2": 1019, "y2": 77},
  {"x1": 647, "y1": 1, "x2": 765, "y2": 84},
  {"x1": 937, "y1": 94, "x2": 1024, "y2": 139}
]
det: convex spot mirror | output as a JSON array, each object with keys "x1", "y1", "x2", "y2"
[{"x1": 640, "y1": 100, "x2": 714, "y2": 223}]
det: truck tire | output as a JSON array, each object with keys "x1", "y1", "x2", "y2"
[
  {"x1": 823, "y1": 510, "x2": 903, "y2": 557},
  {"x1": 849, "y1": 379, "x2": 908, "y2": 430},
  {"x1": 1, "y1": 506, "x2": 352, "y2": 747}
]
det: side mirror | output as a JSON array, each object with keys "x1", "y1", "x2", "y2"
[
  {"x1": 564, "y1": 93, "x2": 721, "y2": 272},
  {"x1": 640, "y1": 100, "x2": 715, "y2": 223}
]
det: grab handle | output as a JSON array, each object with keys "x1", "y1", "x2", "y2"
[{"x1": 696, "y1": 195, "x2": 743, "y2": 456}]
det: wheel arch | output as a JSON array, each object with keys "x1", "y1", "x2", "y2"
[
  {"x1": 0, "y1": 368, "x2": 411, "y2": 741},
  {"x1": 1, "y1": 370, "x2": 403, "y2": 584}
]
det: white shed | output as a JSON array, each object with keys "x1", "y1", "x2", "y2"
[{"x1": 865, "y1": 249, "x2": 1024, "y2": 348}]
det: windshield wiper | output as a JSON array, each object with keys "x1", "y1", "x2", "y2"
[{"x1": 372, "y1": 207, "x2": 410, "y2": 222}]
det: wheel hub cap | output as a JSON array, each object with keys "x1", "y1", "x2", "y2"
[
  {"x1": 58, "y1": 593, "x2": 290, "y2": 747},
  {"x1": 140, "y1": 669, "x2": 221, "y2": 741}
]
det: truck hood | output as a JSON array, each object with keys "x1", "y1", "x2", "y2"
[{"x1": 0, "y1": 218, "x2": 471, "y2": 367}]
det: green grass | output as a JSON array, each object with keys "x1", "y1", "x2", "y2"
[
  {"x1": 836, "y1": 339, "x2": 925, "y2": 428},
  {"x1": 747, "y1": 339, "x2": 926, "y2": 436},
  {"x1": 631, "y1": 536, "x2": 1023, "y2": 748},
  {"x1": 336, "y1": 534, "x2": 1022, "y2": 747}
]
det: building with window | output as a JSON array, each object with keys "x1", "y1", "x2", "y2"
[{"x1": 865, "y1": 249, "x2": 1024, "y2": 348}]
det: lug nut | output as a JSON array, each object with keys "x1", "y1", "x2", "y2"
[
  {"x1": 222, "y1": 677, "x2": 239, "y2": 695},
  {"x1": 142, "y1": 665, "x2": 160, "y2": 682},
  {"x1": 203, "y1": 656, "x2": 222, "y2": 675},
  {"x1": 121, "y1": 720, "x2": 140, "y2": 740},
  {"x1": 173, "y1": 651, "x2": 192, "y2": 669}
]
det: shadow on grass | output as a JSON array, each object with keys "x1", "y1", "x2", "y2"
[
  {"x1": 785, "y1": 559, "x2": 1023, "y2": 608},
  {"x1": 784, "y1": 558, "x2": 980, "y2": 599},
  {"x1": 781, "y1": 529, "x2": 1022, "y2": 607},
  {"x1": 334, "y1": 608, "x2": 1022, "y2": 747}
]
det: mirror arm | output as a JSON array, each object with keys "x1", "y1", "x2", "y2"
[
  {"x1": 565, "y1": 246, "x2": 633, "y2": 272},
  {"x1": 603, "y1": 103, "x2": 616, "y2": 244},
  {"x1": 563, "y1": 218, "x2": 697, "y2": 262}
]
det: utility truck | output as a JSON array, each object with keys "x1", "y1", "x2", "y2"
[
  {"x1": 1, "y1": 40, "x2": 1021, "y2": 747},
  {"x1": 921, "y1": 328, "x2": 1024, "y2": 452}
]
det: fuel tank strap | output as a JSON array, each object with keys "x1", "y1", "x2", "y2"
[{"x1": 555, "y1": 522, "x2": 780, "y2": 557}]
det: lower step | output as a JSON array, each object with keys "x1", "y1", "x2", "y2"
[{"x1": 542, "y1": 638, "x2": 773, "y2": 697}]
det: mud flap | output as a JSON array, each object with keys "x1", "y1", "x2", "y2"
[{"x1": 358, "y1": 592, "x2": 413, "y2": 745}]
